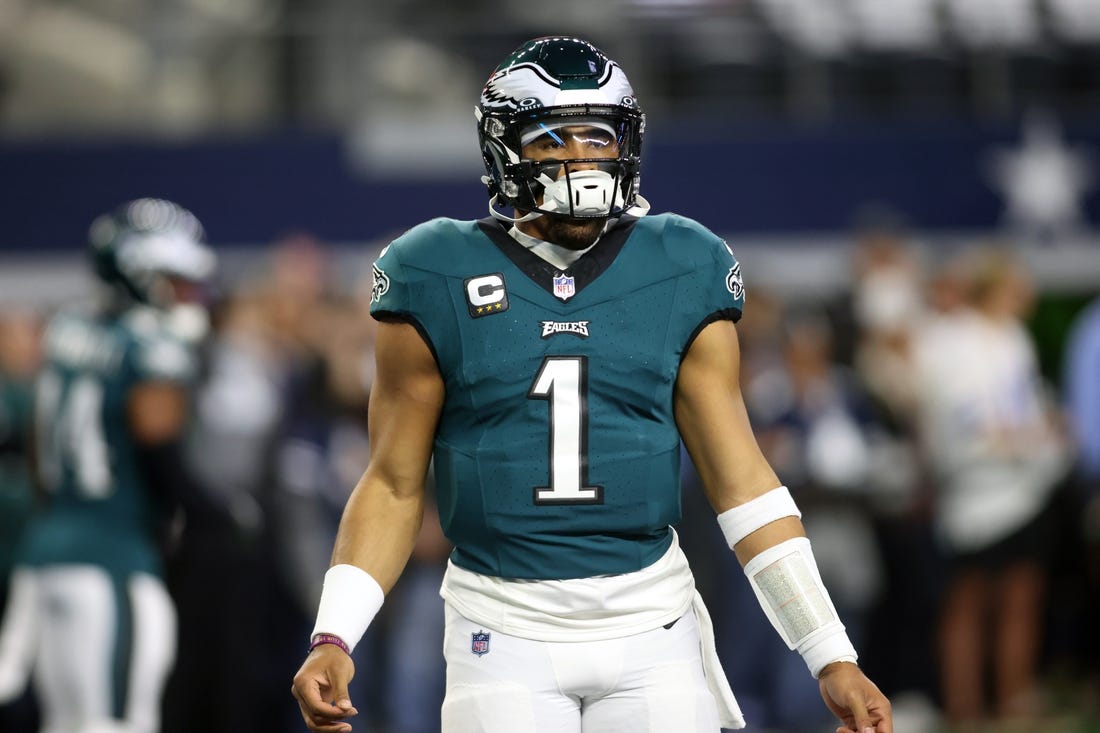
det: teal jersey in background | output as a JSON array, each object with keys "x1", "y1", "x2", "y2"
[
  {"x1": 20, "y1": 306, "x2": 198, "y2": 578},
  {"x1": 371, "y1": 214, "x2": 745, "y2": 580}
]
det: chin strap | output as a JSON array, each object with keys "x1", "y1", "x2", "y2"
[
  {"x1": 627, "y1": 194, "x2": 651, "y2": 217},
  {"x1": 487, "y1": 194, "x2": 543, "y2": 224},
  {"x1": 488, "y1": 193, "x2": 651, "y2": 224}
]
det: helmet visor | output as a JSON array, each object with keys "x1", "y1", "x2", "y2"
[{"x1": 519, "y1": 116, "x2": 620, "y2": 160}]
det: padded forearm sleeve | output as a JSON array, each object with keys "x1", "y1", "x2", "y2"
[{"x1": 743, "y1": 536, "x2": 858, "y2": 678}]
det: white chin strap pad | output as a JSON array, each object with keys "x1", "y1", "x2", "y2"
[
  {"x1": 538, "y1": 170, "x2": 620, "y2": 216},
  {"x1": 743, "y1": 536, "x2": 858, "y2": 678}
]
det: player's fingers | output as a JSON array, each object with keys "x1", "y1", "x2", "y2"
[
  {"x1": 293, "y1": 674, "x2": 357, "y2": 720},
  {"x1": 304, "y1": 716, "x2": 353, "y2": 733},
  {"x1": 304, "y1": 708, "x2": 355, "y2": 733},
  {"x1": 870, "y1": 694, "x2": 893, "y2": 733},
  {"x1": 844, "y1": 692, "x2": 874, "y2": 733},
  {"x1": 294, "y1": 690, "x2": 355, "y2": 733},
  {"x1": 328, "y1": 676, "x2": 357, "y2": 715},
  {"x1": 834, "y1": 726, "x2": 868, "y2": 733}
]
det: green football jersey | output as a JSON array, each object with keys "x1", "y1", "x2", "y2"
[
  {"x1": 371, "y1": 214, "x2": 745, "y2": 580},
  {"x1": 21, "y1": 306, "x2": 198, "y2": 577}
]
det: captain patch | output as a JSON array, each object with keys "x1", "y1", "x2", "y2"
[{"x1": 465, "y1": 273, "x2": 509, "y2": 318}]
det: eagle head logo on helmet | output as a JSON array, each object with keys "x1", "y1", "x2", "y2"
[{"x1": 475, "y1": 37, "x2": 645, "y2": 222}]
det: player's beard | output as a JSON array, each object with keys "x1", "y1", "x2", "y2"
[{"x1": 523, "y1": 214, "x2": 607, "y2": 250}]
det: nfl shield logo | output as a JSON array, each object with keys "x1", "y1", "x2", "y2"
[
  {"x1": 552, "y1": 273, "x2": 576, "y2": 301},
  {"x1": 471, "y1": 630, "x2": 491, "y2": 657}
]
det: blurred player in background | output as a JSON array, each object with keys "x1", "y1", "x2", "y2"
[
  {"x1": 0, "y1": 309, "x2": 43, "y2": 731},
  {"x1": 292, "y1": 37, "x2": 892, "y2": 733},
  {"x1": 0, "y1": 198, "x2": 216, "y2": 733}
]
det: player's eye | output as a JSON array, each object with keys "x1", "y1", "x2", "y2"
[{"x1": 533, "y1": 135, "x2": 565, "y2": 151}]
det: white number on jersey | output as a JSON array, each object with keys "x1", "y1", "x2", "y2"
[
  {"x1": 527, "y1": 356, "x2": 603, "y2": 504},
  {"x1": 35, "y1": 370, "x2": 113, "y2": 498}
]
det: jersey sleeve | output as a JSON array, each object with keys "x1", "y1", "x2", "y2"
[
  {"x1": 368, "y1": 242, "x2": 412, "y2": 320},
  {"x1": 368, "y1": 227, "x2": 461, "y2": 371},
  {"x1": 667, "y1": 215, "x2": 745, "y2": 329},
  {"x1": 705, "y1": 238, "x2": 745, "y2": 322}
]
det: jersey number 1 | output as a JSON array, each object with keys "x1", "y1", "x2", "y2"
[{"x1": 528, "y1": 356, "x2": 603, "y2": 505}]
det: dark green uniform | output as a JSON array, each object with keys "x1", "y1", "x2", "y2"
[
  {"x1": 371, "y1": 214, "x2": 744, "y2": 580},
  {"x1": 21, "y1": 306, "x2": 197, "y2": 578}
]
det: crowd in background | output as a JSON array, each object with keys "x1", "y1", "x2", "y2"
[{"x1": 2, "y1": 220, "x2": 1100, "y2": 733}]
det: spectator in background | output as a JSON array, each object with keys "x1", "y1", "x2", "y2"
[
  {"x1": 162, "y1": 288, "x2": 291, "y2": 733},
  {"x1": 1065, "y1": 294, "x2": 1100, "y2": 488},
  {"x1": 167, "y1": 233, "x2": 352, "y2": 733},
  {"x1": 1061, "y1": 293, "x2": 1100, "y2": 711},
  {"x1": 849, "y1": 220, "x2": 924, "y2": 427},
  {"x1": 0, "y1": 199, "x2": 216, "y2": 733},
  {"x1": 847, "y1": 225, "x2": 942, "y2": 724},
  {"x1": 0, "y1": 309, "x2": 42, "y2": 732},
  {"x1": 911, "y1": 246, "x2": 1072, "y2": 727}
]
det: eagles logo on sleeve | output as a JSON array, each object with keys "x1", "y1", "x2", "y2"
[
  {"x1": 726, "y1": 262, "x2": 745, "y2": 301},
  {"x1": 371, "y1": 264, "x2": 390, "y2": 303}
]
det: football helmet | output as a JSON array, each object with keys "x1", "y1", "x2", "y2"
[
  {"x1": 476, "y1": 37, "x2": 645, "y2": 221},
  {"x1": 89, "y1": 198, "x2": 216, "y2": 309}
]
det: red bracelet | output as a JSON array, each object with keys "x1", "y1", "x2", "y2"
[{"x1": 309, "y1": 633, "x2": 351, "y2": 656}]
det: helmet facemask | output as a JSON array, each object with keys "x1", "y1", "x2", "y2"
[{"x1": 480, "y1": 104, "x2": 643, "y2": 220}]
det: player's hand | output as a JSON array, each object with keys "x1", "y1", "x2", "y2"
[
  {"x1": 817, "y1": 661, "x2": 892, "y2": 733},
  {"x1": 291, "y1": 644, "x2": 359, "y2": 732}
]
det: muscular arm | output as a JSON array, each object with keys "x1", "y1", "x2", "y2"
[
  {"x1": 293, "y1": 319, "x2": 445, "y2": 733},
  {"x1": 675, "y1": 318, "x2": 892, "y2": 732},
  {"x1": 673, "y1": 319, "x2": 803, "y2": 564},
  {"x1": 330, "y1": 319, "x2": 445, "y2": 593}
]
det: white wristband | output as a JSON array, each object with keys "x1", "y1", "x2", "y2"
[
  {"x1": 311, "y1": 564, "x2": 385, "y2": 655},
  {"x1": 716, "y1": 486, "x2": 801, "y2": 548},
  {"x1": 743, "y1": 536, "x2": 858, "y2": 678}
]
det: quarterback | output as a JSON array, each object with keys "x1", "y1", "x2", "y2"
[{"x1": 292, "y1": 37, "x2": 892, "y2": 733}]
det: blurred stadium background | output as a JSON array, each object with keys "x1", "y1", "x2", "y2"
[
  {"x1": 1, "y1": 0, "x2": 1099, "y2": 297},
  {"x1": 2, "y1": 2, "x2": 1100, "y2": 732}
]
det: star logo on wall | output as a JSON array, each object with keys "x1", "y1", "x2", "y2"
[{"x1": 987, "y1": 109, "x2": 1095, "y2": 244}]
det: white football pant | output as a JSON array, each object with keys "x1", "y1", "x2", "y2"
[
  {"x1": 442, "y1": 604, "x2": 721, "y2": 733},
  {"x1": 30, "y1": 566, "x2": 176, "y2": 733}
]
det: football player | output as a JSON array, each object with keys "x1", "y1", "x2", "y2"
[
  {"x1": 292, "y1": 37, "x2": 892, "y2": 733},
  {"x1": 0, "y1": 198, "x2": 216, "y2": 733}
]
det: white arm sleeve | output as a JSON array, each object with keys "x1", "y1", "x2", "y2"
[{"x1": 742, "y1": 536, "x2": 858, "y2": 678}]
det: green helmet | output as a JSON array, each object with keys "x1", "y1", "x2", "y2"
[{"x1": 476, "y1": 37, "x2": 645, "y2": 220}]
